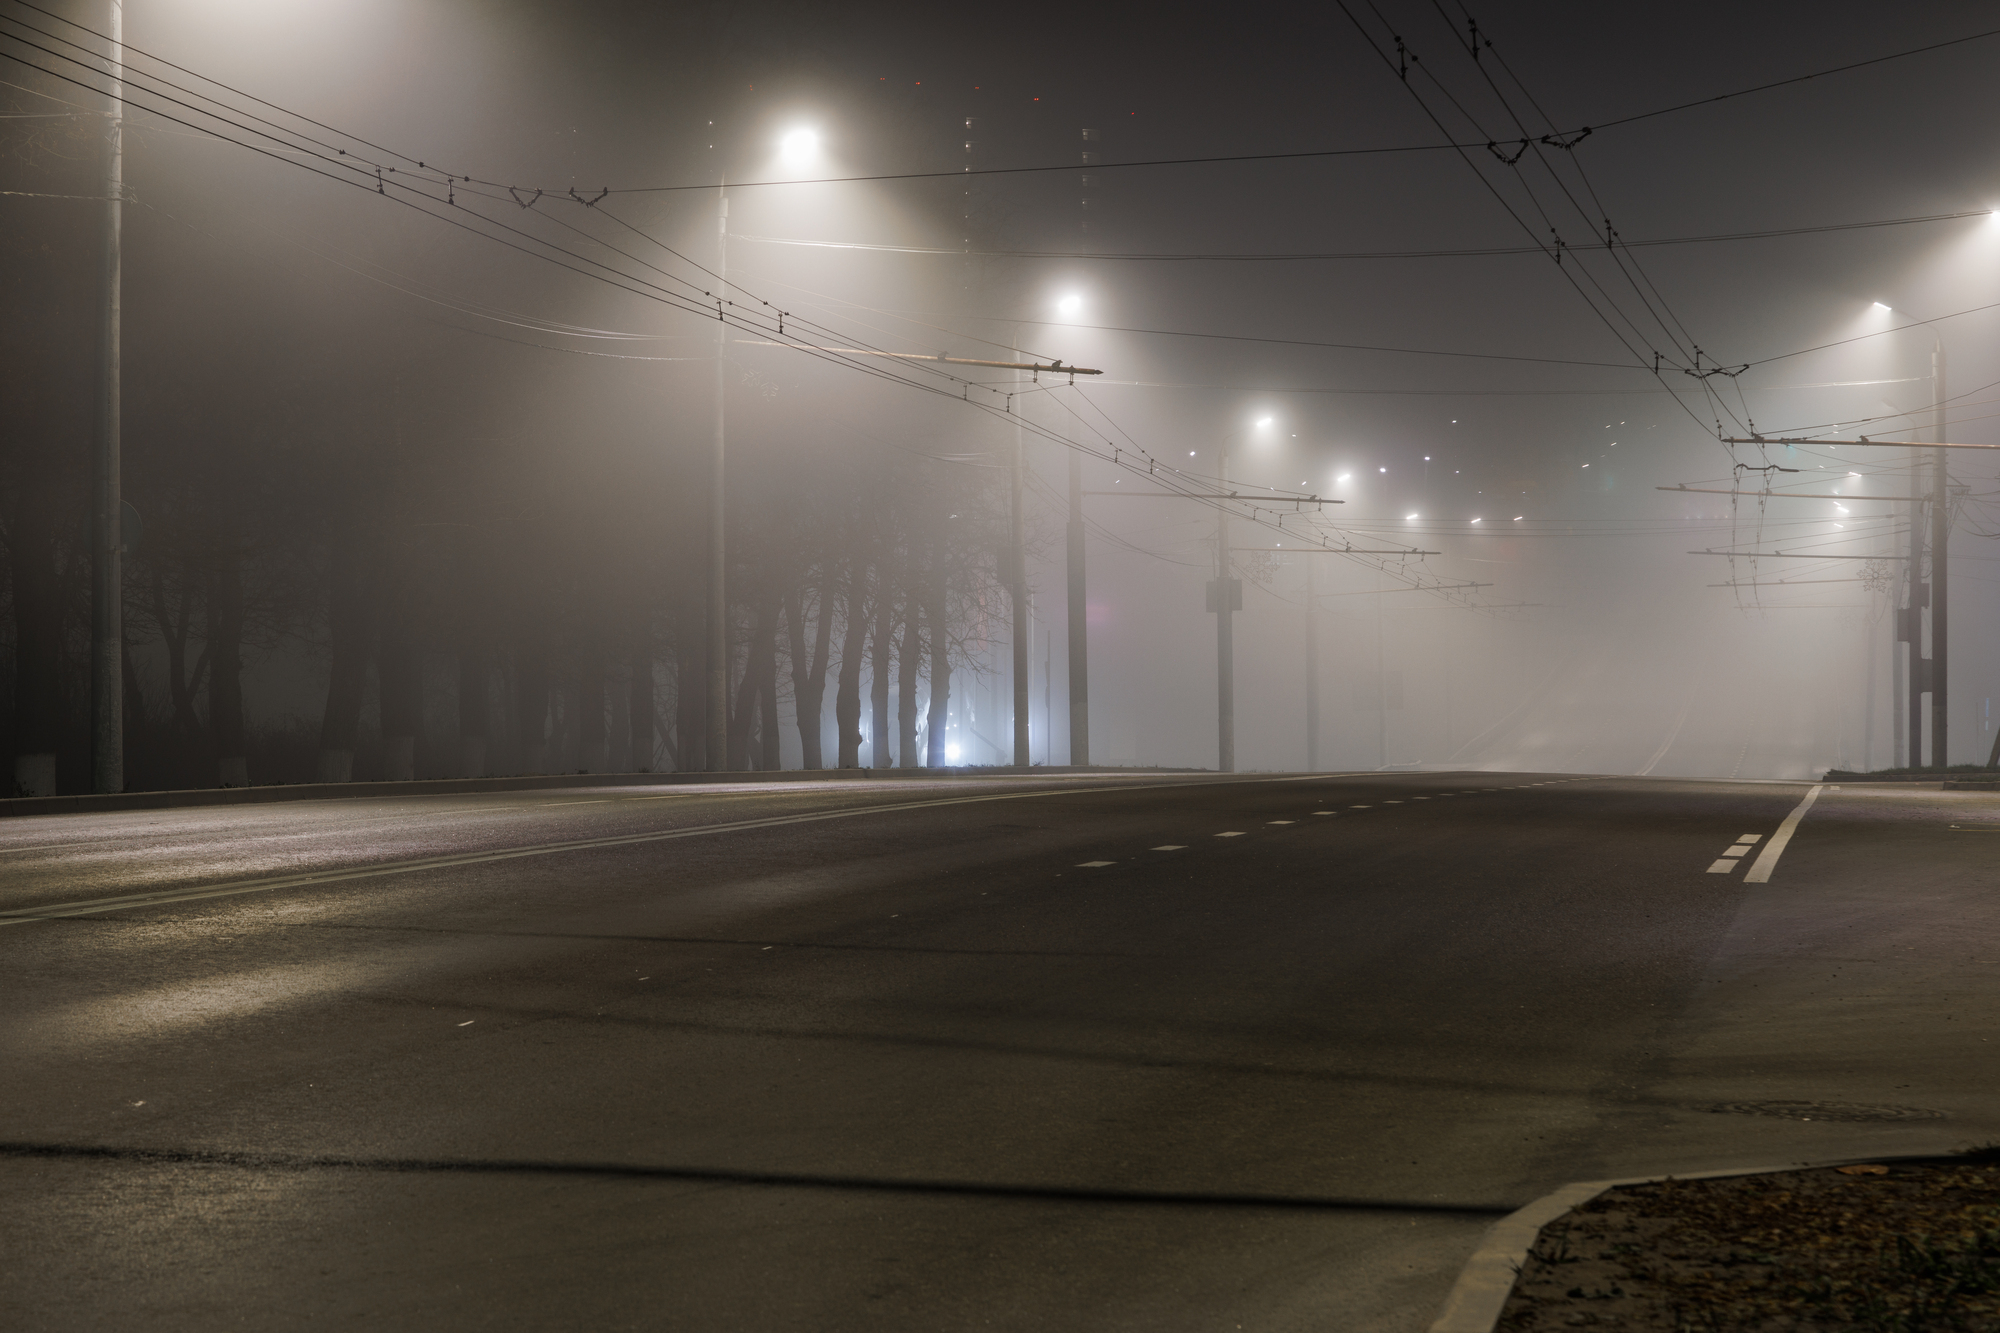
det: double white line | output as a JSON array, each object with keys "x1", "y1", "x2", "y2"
[{"x1": 0, "y1": 782, "x2": 1199, "y2": 928}]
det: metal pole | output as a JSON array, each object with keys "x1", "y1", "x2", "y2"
[
  {"x1": 706, "y1": 184, "x2": 728, "y2": 771},
  {"x1": 1305, "y1": 556, "x2": 1318, "y2": 771},
  {"x1": 1932, "y1": 338, "x2": 1948, "y2": 767},
  {"x1": 1009, "y1": 361, "x2": 1029, "y2": 770},
  {"x1": 1066, "y1": 448, "x2": 1089, "y2": 767},
  {"x1": 1908, "y1": 464, "x2": 1924, "y2": 768},
  {"x1": 91, "y1": 0, "x2": 124, "y2": 795},
  {"x1": 1216, "y1": 435, "x2": 1234, "y2": 773},
  {"x1": 1891, "y1": 517, "x2": 1905, "y2": 770}
]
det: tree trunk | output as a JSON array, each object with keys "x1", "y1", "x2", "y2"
[
  {"x1": 726, "y1": 608, "x2": 756, "y2": 772},
  {"x1": 7, "y1": 493, "x2": 63, "y2": 796},
  {"x1": 733, "y1": 592, "x2": 779, "y2": 770},
  {"x1": 577, "y1": 654, "x2": 606, "y2": 773},
  {"x1": 378, "y1": 593, "x2": 420, "y2": 783},
  {"x1": 515, "y1": 646, "x2": 550, "y2": 773},
  {"x1": 758, "y1": 648, "x2": 781, "y2": 770},
  {"x1": 784, "y1": 587, "x2": 830, "y2": 769},
  {"x1": 898, "y1": 575, "x2": 921, "y2": 768},
  {"x1": 150, "y1": 558, "x2": 206, "y2": 752},
  {"x1": 316, "y1": 547, "x2": 369, "y2": 784},
  {"x1": 206, "y1": 550, "x2": 247, "y2": 786},
  {"x1": 870, "y1": 571, "x2": 892, "y2": 768},
  {"x1": 628, "y1": 646, "x2": 656, "y2": 772},
  {"x1": 607, "y1": 661, "x2": 632, "y2": 771},
  {"x1": 674, "y1": 601, "x2": 705, "y2": 773},
  {"x1": 925, "y1": 567, "x2": 950, "y2": 767},
  {"x1": 835, "y1": 562, "x2": 868, "y2": 768},
  {"x1": 457, "y1": 639, "x2": 488, "y2": 777}
]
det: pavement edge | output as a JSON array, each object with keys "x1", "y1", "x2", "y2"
[{"x1": 1426, "y1": 1149, "x2": 1961, "y2": 1333}]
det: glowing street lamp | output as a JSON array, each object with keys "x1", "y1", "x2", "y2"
[{"x1": 706, "y1": 124, "x2": 826, "y2": 771}]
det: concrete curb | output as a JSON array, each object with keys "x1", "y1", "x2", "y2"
[
  {"x1": 0, "y1": 765, "x2": 1200, "y2": 820},
  {"x1": 1426, "y1": 1149, "x2": 1960, "y2": 1333}
]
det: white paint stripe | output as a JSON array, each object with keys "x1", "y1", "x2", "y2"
[
  {"x1": 1075, "y1": 861, "x2": 1116, "y2": 868},
  {"x1": 1150, "y1": 845, "x2": 1186, "y2": 851},
  {"x1": 0, "y1": 780, "x2": 1210, "y2": 928},
  {"x1": 1735, "y1": 834, "x2": 1761, "y2": 844},
  {"x1": 1215, "y1": 831, "x2": 1246, "y2": 838},
  {"x1": 1706, "y1": 860, "x2": 1736, "y2": 873},
  {"x1": 1266, "y1": 820, "x2": 1295, "y2": 825},
  {"x1": 1743, "y1": 785, "x2": 1824, "y2": 884}
]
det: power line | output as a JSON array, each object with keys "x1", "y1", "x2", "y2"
[{"x1": 734, "y1": 208, "x2": 1995, "y2": 263}]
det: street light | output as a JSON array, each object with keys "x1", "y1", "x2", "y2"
[
  {"x1": 998, "y1": 293, "x2": 1094, "y2": 770},
  {"x1": 1209, "y1": 415, "x2": 1273, "y2": 773},
  {"x1": 778, "y1": 128, "x2": 819, "y2": 167},
  {"x1": 1873, "y1": 304, "x2": 1950, "y2": 768},
  {"x1": 706, "y1": 124, "x2": 825, "y2": 771}
]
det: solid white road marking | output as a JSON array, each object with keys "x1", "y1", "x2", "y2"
[
  {"x1": 1706, "y1": 860, "x2": 1736, "y2": 874},
  {"x1": 1076, "y1": 861, "x2": 1116, "y2": 868},
  {"x1": 1151, "y1": 845, "x2": 1186, "y2": 851},
  {"x1": 1743, "y1": 785, "x2": 1825, "y2": 884}
]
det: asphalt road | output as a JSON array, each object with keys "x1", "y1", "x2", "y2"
[{"x1": 3, "y1": 771, "x2": 1997, "y2": 1331}]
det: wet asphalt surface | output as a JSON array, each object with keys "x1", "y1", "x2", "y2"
[{"x1": 2, "y1": 770, "x2": 1995, "y2": 1330}]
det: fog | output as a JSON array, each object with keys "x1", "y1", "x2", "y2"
[{"x1": 8, "y1": 0, "x2": 1999, "y2": 794}]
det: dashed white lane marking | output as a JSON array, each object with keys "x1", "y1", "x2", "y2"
[
  {"x1": 1350, "y1": 805, "x2": 1373, "y2": 809},
  {"x1": 458, "y1": 1020, "x2": 475, "y2": 1027},
  {"x1": 1735, "y1": 834, "x2": 1761, "y2": 844},
  {"x1": 1706, "y1": 860, "x2": 1736, "y2": 874},
  {"x1": 1950, "y1": 825, "x2": 2000, "y2": 832},
  {"x1": 1215, "y1": 832, "x2": 1247, "y2": 838},
  {"x1": 1076, "y1": 861, "x2": 1116, "y2": 868},
  {"x1": 1382, "y1": 800, "x2": 1404, "y2": 804},
  {"x1": 1267, "y1": 820, "x2": 1295, "y2": 825},
  {"x1": 1744, "y1": 785, "x2": 1824, "y2": 884},
  {"x1": 1718, "y1": 845, "x2": 1750, "y2": 858},
  {"x1": 1151, "y1": 845, "x2": 1187, "y2": 851},
  {"x1": 1312, "y1": 811, "x2": 1335, "y2": 816}
]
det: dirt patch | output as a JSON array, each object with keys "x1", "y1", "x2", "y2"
[{"x1": 1499, "y1": 1158, "x2": 2000, "y2": 1330}]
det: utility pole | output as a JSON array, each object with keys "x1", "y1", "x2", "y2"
[
  {"x1": 1305, "y1": 556, "x2": 1319, "y2": 770},
  {"x1": 1931, "y1": 338, "x2": 1948, "y2": 767},
  {"x1": 706, "y1": 183, "x2": 728, "y2": 772},
  {"x1": 1066, "y1": 449, "x2": 1088, "y2": 767},
  {"x1": 91, "y1": 0, "x2": 124, "y2": 795},
  {"x1": 1907, "y1": 478, "x2": 1924, "y2": 768},
  {"x1": 1209, "y1": 436, "x2": 1239, "y2": 773},
  {"x1": 1009, "y1": 366, "x2": 1029, "y2": 770},
  {"x1": 1891, "y1": 510, "x2": 1905, "y2": 771}
]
